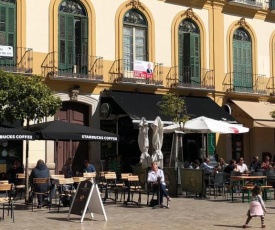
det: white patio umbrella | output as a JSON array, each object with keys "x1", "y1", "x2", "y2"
[
  {"x1": 184, "y1": 116, "x2": 249, "y2": 134},
  {"x1": 138, "y1": 117, "x2": 151, "y2": 168},
  {"x1": 151, "y1": 116, "x2": 164, "y2": 168},
  {"x1": 163, "y1": 116, "x2": 249, "y2": 134}
]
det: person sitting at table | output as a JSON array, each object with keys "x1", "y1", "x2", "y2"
[
  {"x1": 62, "y1": 157, "x2": 73, "y2": 178},
  {"x1": 7, "y1": 159, "x2": 24, "y2": 184},
  {"x1": 250, "y1": 156, "x2": 262, "y2": 172},
  {"x1": 147, "y1": 161, "x2": 171, "y2": 205},
  {"x1": 82, "y1": 160, "x2": 96, "y2": 173},
  {"x1": 237, "y1": 158, "x2": 249, "y2": 173},
  {"x1": 261, "y1": 156, "x2": 271, "y2": 170},
  {"x1": 216, "y1": 158, "x2": 228, "y2": 172},
  {"x1": 223, "y1": 159, "x2": 238, "y2": 174},
  {"x1": 189, "y1": 160, "x2": 200, "y2": 169},
  {"x1": 29, "y1": 159, "x2": 55, "y2": 208},
  {"x1": 200, "y1": 158, "x2": 215, "y2": 175}
]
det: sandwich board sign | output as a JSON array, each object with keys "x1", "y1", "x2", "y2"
[{"x1": 67, "y1": 180, "x2": 107, "y2": 222}]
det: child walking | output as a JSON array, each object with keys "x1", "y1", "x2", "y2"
[{"x1": 243, "y1": 185, "x2": 267, "y2": 228}]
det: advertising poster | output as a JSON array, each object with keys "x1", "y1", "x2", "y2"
[{"x1": 133, "y1": 60, "x2": 154, "y2": 78}]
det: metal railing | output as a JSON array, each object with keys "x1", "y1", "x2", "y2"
[
  {"x1": 266, "y1": 77, "x2": 275, "y2": 96},
  {"x1": 41, "y1": 52, "x2": 103, "y2": 81},
  {"x1": 166, "y1": 66, "x2": 215, "y2": 90},
  {"x1": 222, "y1": 72, "x2": 268, "y2": 94},
  {"x1": 0, "y1": 47, "x2": 33, "y2": 74},
  {"x1": 109, "y1": 59, "x2": 163, "y2": 86},
  {"x1": 227, "y1": 0, "x2": 264, "y2": 8}
]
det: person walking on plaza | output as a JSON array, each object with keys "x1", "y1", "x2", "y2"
[
  {"x1": 147, "y1": 161, "x2": 171, "y2": 205},
  {"x1": 243, "y1": 185, "x2": 267, "y2": 228}
]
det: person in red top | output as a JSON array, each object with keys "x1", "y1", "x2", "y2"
[{"x1": 261, "y1": 156, "x2": 271, "y2": 170}]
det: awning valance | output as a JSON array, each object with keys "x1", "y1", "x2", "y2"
[
  {"x1": 102, "y1": 90, "x2": 236, "y2": 124},
  {"x1": 232, "y1": 100, "x2": 275, "y2": 128}
]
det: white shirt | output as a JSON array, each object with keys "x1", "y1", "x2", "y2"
[
  {"x1": 237, "y1": 163, "x2": 249, "y2": 173},
  {"x1": 147, "y1": 168, "x2": 165, "y2": 184},
  {"x1": 200, "y1": 162, "x2": 214, "y2": 174}
]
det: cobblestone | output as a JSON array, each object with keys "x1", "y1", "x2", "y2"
[{"x1": 1, "y1": 194, "x2": 275, "y2": 229}]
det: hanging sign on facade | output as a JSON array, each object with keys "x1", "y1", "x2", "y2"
[
  {"x1": 0, "y1": 46, "x2": 13, "y2": 58},
  {"x1": 134, "y1": 60, "x2": 154, "y2": 78}
]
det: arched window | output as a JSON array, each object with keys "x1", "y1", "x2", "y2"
[
  {"x1": 123, "y1": 9, "x2": 148, "y2": 71},
  {"x1": 233, "y1": 28, "x2": 252, "y2": 92},
  {"x1": 178, "y1": 19, "x2": 200, "y2": 86},
  {"x1": 58, "y1": 0, "x2": 88, "y2": 75},
  {"x1": 0, "y1": 0, "x2": 16, "y2": 66}
]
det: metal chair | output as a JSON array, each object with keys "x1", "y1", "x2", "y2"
[{"x1": 208, "y1": 172, "x2": 226, "y2": 198}]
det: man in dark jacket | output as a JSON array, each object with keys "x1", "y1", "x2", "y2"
[{"x1": 29, "y1": 159, "x2": 54, "y2": 208}]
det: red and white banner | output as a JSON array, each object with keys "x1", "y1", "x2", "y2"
[{"x1": 134, "y1": 61, "x2": 154, "y2": 78}]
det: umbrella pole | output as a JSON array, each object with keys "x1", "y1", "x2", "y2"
[
  {"x1": 169, "y1": 133, "x2": 175, "y2": 168},
  {"x1": 25, "y1": 139, "x2": 29, "y2": 203}
]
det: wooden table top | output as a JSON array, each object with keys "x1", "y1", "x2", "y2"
[{"x1": 230, "y1": 175, "x2": 267, "y2": 180}]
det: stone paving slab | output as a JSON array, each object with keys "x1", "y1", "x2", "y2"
[{"x1": 1, "y1": 194, "x2": 275, "y2": 229}]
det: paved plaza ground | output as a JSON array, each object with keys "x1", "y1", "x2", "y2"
[{"x1": 1, "y1": 193, "x2": 275, "y2": 230}]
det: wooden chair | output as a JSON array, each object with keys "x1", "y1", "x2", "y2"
[
  {"x1": 15, "y1": 173, "x2": 26, "y2": 200},
  {"x1": 114, "y1": 173, "x2": 132, "y2": 203},
  {"x1": 56, "y1": 178, "x2": 75, "y2": 212},
  {"x1": 83, "y1": 172, "x2": 96, "y2": 181},
  {"x1": 124, "y1": 175, "x2": 145, "y2": 207},
  {"x1": 30, "y1": 178, "x2": 51, "y2": 211},
  {"x1": 102, "y1": 173, "x2": 117, "y2": 202},
  {"x1": 0, "y1": 183, "x2": 14, "y2": 222}
]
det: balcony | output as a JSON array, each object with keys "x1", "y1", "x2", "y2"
[
  {"x1": 0, "y1": 47, "x2": 33, "y2": 74},
  {"x1": 266, "y1": 77, "x2": 275, "y2": 96},
  {"x1": 269, "y1": 0, "x2": 275, "y2": 13},
  {"x1": 223, "y1": 72, "x2": 268, "y2": 94},
  {"x1": 227, "y1": 0, "x2": 264, "y2": 9},
  {"x1": 166, "y1": 66, "x2": 215, "y2": 90},
  {"x1": 109, "y1": 59, "x2": 163, "y2": 86},
  {"x1": 41, "y1": 52, "x2": 103, "y2": 82}
]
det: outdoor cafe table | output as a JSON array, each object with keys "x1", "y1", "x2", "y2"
[
  {"x1": 230, "y1": 175, "x2": 267, "y2": 186},
  {"x1": 229, "y1": 175, "x2": 267, "y2": 202}
]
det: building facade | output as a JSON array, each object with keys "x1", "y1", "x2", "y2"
[{"x1": 1, "y1": 0, "x2": 275, "y2": 174}]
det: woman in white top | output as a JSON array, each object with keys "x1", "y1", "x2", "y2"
[{"x1": 147, "y1": 161, "x2": 171, "y2": 204}]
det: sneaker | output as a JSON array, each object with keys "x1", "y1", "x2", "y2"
[
  {"x1": 167, "y1": 196, "x2": 172, "y2": 201},
  {"x1": 262, "y1": 225, "x2": 265, "y2": 228},
  {"x1": 243, "y1": 224, "x2": 247, "y2": 228}
]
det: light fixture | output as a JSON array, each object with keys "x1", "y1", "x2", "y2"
[{"x1": 1, "y1": 149, "x2": 8, "y2": 157}]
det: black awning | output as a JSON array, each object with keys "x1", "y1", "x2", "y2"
[{"x1": 103, "y1": 90, "x2": 236, "y2": 123}]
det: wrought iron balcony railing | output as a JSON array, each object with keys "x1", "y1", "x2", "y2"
[
  {"x1": 223, "y1": 72, "x2": 268, "y2": 94},
  {"x1": 166, "y1": 66, "x2": 215, "y2": 90},
  {"x1": 266, "y1": 77, "x2": 275, "y2": 96},
  {"x1": 227, "y1": 0, "x2": 264, "y2": 9},
  {"x1": 41, "y1": 52, "x2": 103, "y2": 81},
  {"x1": 0, "y1": 47, "x2": 33, "y2": 74},
  {"x1": 109, "y1": 59, "x2": 163, "y2": 86}
]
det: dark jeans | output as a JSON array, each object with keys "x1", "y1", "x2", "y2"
[{"x1": 153, "y1": 183, "x2": 168, "y2": 204}]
